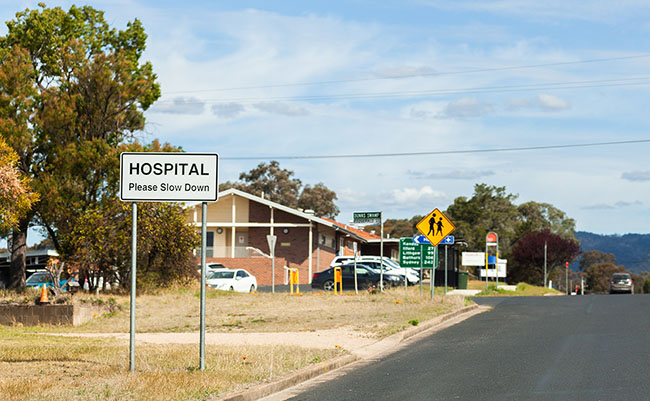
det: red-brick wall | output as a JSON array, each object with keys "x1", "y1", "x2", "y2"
[{"x1": 209, "y1": 202, "x2": 339, "y2": 285}]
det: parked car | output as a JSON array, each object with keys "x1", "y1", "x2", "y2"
[
  {"x1": 311, "y1": 263, "x2": 403, "y2": 291},
  {"x1": 609, "y1": 273, "x2": 633, "y2": 294},
  {"x1": 206, "y1": 268, "x2": 257, "y2": 293},
  {"x1": 25, "y1": 271, "x2": 77, "y2": 290},
  {"x1": 355, "y1": 260, "x2": 420, "y2": 285},
  {"x1": 330, "y1": 255, "x2": 419, "y2": 285}
]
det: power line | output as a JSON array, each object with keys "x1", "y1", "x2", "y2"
[
  {"x1": 164, "y1": 53, "x2": 650, "y2": 95},
  {"x1": 221, "y1": 139, "x2": 650, "y2": 160},
  {"x1": 155, "y1": 76, "x2": 650, "y2": 105}
]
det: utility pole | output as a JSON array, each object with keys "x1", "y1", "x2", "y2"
[
  {"x1": 565, "y1": 261, "x2": 569, "y2": 295},
  {"x1": 544, "y1": 241, "x2": 547, "y2": 288}
]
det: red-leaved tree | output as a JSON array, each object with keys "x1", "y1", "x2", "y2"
[{"x1": 509, "y1": 229, "x2": 580, "y2": 285}]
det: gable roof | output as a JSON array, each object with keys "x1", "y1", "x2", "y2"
[{"x1": 214, "y1": 188, "x2": 373, "y2": 242}]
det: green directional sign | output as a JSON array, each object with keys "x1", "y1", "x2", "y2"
[
  {"x1": 399, "y1": 237, "x2": 437, "y2": 269},
  {"x1": 353, "y1": 211, "x2": 381, "y2": 224}
]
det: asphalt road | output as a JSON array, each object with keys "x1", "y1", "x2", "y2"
[{"x1": 285, "y1": 295, "x2": 650, "y2": 401}]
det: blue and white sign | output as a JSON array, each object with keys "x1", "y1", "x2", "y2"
[
  {"x1": 440, "y1": 235, "x2": 455, "y2": 245},
  {"x1": 412, "y1": 235, "x2": 431, "y2": 245}
]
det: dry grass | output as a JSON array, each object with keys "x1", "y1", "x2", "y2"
[
  {"x1": 0, "y1": 284, "x2": 468, "y2": 400},
  {"x1": 470, "y1": 280, "x2": 563, "y2": 296},
  {"x1": 0, "y1": 327, "x2": 341, "y2": 401},
  {"x1": 21, "y1": 284, "x2": 466, "y2": 338}
]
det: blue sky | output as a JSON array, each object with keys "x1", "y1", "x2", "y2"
[{"x1": 3, "y1": 0, "x2": 650, "y2": 240}]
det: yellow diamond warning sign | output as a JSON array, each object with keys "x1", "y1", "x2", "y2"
[{"x1": 415, "y1": 208, "x2": 456, "y2": 247}]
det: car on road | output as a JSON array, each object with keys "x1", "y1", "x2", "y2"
[
  {"x1": 206, "y1": 268, "x2": 257, "y2": 293},
  {"x1": 311, "y1": 263, "x2": 403, "y2": 291},
  {"x1": 609, "y1": 272, "x2": 633, "y2": 294}
]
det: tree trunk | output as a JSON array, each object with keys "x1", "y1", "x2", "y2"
[{"x1": 9, "y1": 217, "x2": 29, "y2": 289}]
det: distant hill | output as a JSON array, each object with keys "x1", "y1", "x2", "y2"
[{"x1": 576, "y1": 231, "x2": 650, "y2": 274}]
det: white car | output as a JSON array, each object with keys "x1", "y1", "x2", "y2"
[
  {"x1": 206, "y1": 268, "x2": 257, "y2": 293},
  {"x1": 330, "y1": 255, "x2": 420, "y2": 285}
]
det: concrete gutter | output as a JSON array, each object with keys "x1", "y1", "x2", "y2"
[{"x1": 213, "y1": 304, "x2": 484, "y2": 401}]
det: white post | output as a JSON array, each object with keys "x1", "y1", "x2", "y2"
[
  {"x1": 308, "y1": 223, "x2": 313, "y2": 284},
  {"x1": 231, "y1": 195, "x2": 236, "y2": 258}
]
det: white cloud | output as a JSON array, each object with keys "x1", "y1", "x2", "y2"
[
  {"x1": 622, "y1": 170, "x2": 650, "y2": 181},
  {"x1": 386, "y1": 186, "x2": 446, "y2": 205},
  {"x1": 440, "y1": 97, "x2": 494, "y2": 119},
  {"x1": 253, "y1": 102, "x2": 309, "y2": 117},
  {"x1": 418, "y1": 0, "x2": 650, "y2": 23},
  {"x1": 506, "y1": 94, "x2": 570, "y2": 112},
  {"x1": 212, "y1": 103, "x2": 246, "y2": 118},
  {"x1": 537, "y1": 94, "x2": 570, "y2": 111},
  {"x1": 408, "y1": 170, "x2": 495, "y2": 180},
  {"x1": 150, "y1": 97, "x2": 205, "y2": 115},
  {"x1": 372, "y1": 65, "x2": 437, "y2": 78}
]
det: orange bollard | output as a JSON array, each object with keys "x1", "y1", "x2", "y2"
[
  {"x1": 39, "y1": 283, "x2": 50, "y2": 304},
  {"x1": 290, "y1": 268, "x2": 300, "y2": 294},
  {"x1": 334, "y1": 267, "x2": 343, "y2": 295}
]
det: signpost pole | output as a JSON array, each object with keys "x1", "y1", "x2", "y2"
[
  {"x1": 199, "y1": 202, "x2": 207, "y2": 371},
  {"x1": 354, "y1": 242, "x2": 358, "y2": 295},
  {"x1": 431, "y1": 246, "x2": 437, "y2": 301},
  {"x1": 266, "y1": 235, "x2": 277, "y2": 294},
  {"x1": 485, "y1": 250, "x2": 488, "y2": 291},
  {"x1": 271, "y1": 246, "x2": 275, "y2": 294},
  {"x1": 544, "y1": 241, "x2": 547, "y2": 288},
  {"x1": 565, "y1": 261, "x2": 569, "y2": 295},
  {"x1": 419, "y1": 245, "x2": 423, "y2": 297},
  {"x1": 129, "y1": 202, "x2": 137, "y2": 372},
  {"x1": 444, "y1": 245, "x2": 448, "y2": 295},
  {"x1": 380, "y1": 211, "x2": 384, "y2": 292}
]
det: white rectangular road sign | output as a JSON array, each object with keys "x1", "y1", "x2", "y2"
[
  {"x1": 462, "y1": 252, "x2": 486, "y2": 266},
  {"x1": 120, "y1": 152, "x2": 219, "y2": 202}
]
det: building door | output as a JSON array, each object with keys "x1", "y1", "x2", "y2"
[{"x1": 236, "y1": 232, "x2": 248, "y2": 257}]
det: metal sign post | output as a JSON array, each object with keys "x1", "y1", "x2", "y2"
[
  {"x1": 129, "y1": 202, "x2": 137, "y2": 372},
  {"x1": 353, "y1": 242, "x2": 358, "y2": 294},
  {"x1": 431, "y1": 246, "x2": 437, "y2": 301},
  {"x1": 199, "y1": 202, "x2": 207, "y2": 370},
  {"x1": 485, "y1": 232, "x2": 498, "y2": 291},
  {"x1": 353, "y1": 212, "x2": 382, "y2": 290},
  {"x1": 120, "y1": 152, "x2": 218, "y2": 372},
  {"x1": 441, "y1": 235, "x2": 454, "y2": 295},
  {"x1": 267, "y1": 235, "x2": 277, "y2": 293}
]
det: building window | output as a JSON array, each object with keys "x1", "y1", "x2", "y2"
[
  {"x1": 321, "y1": 235, "x2": 326, "y2": 245},
  {"x1": 206, "y1": 231, "x2": 214, "y2": 258}
]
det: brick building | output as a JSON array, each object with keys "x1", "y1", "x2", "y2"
[{"x1": 187, "y1": 189, "x2": 397, "y2": 285}]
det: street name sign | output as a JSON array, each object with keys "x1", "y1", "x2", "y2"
[
  {"x1": 399, "y1": 237, "x2": 436, "y2": 269},
  {"x1": 415, "y1": 208, "x2": 456, "y2": 247},
  {"x1": 353, "y1": 212, "x2": 381, "y2": 224},
  {"x1": 120, "y1": 152, "x2": 219, "y2": 202}
]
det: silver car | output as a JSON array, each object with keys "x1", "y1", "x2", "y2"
[{"x1": 609, "y1": 273, "x2": 633, "y2": 294}]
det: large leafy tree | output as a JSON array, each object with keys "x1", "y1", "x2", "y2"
[
  {"x1": 0, "y1": 137, "x2": 37, "y2": 235},
  {"x1": 517, "y1": 201, "x2": 576, "y2": 239},
  {"x1": 445, "y1": 184, "x2": 520, "y2": 255},
  {"x1": 509, "y1": 229, "x2": 580, "y2": 285},
  {"x1": 221, "y1": 161, "x2": 340, "y2": 218},
  {"x1": 61, "y1": 140, "x2": 199, "y2": 290},
  {"x1": 362, "y1": 216, "x2": 424, "y2": 239},
  {"x1": 0, "y1": 4, "x2": 160, "y2": 288}
]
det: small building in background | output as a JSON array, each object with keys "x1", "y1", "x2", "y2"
[{"x1": 187, "y1": 188, "x2": 397, "y2": 286}]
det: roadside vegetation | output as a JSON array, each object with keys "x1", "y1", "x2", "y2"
[
  {"x1": 0, "y1": 284, "x2": 467, "y2": 401},
  {"x1": 472, "y1": 281, "x2": 562, "y2": 297}
]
